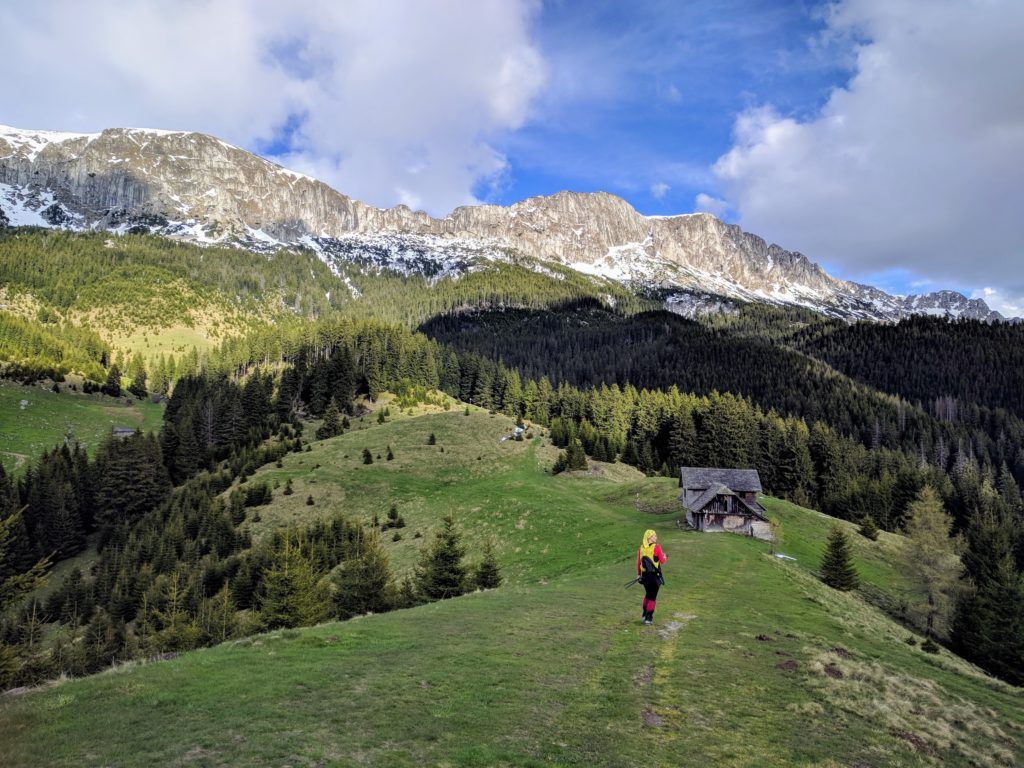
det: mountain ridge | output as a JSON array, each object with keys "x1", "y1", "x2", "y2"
[{"x1": 0, "y1": 123, "x2": 1010, "y2": 322}]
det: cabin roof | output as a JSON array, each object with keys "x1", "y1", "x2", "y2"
[
  {"x1": 683, "y1": 482, "x2": 731, "y2": 513},
  {"x1": 680, "y1": 467, "x2": 762, "y2": 493}
]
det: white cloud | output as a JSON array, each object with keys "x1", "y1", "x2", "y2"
[
  {"x1": 0, "y1": 0, "x2": 546, "y2": 215},
  {"x1": 713, "y1": 0, "x2": 1024, "y2": 295},
  {"x1": 972, "y1": 287, "x2": 1024, "y2": 319},
  {"x1": 694, "y1": 192, "x2": 728, "y2": 217},
  {"x1": 650, "y1": 182, "x2": 671, "y2": 199}
]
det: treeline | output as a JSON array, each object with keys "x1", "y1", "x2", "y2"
[
  {"x1": 420, "y1": 301, "x2": 1024, "y2": 490},
  {"x1": 336, "y1": 259, "x2": 654, "y2": 326},
  {"x1": 0, "y1": 230, "x2": 651, "y2": 384}
]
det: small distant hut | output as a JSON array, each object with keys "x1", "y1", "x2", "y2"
[{"x1": 679, "y1": 467, "x2": 771, "y2": 539}]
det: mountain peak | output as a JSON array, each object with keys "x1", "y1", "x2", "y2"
[{"x1": 0, "y1": 122, "x2": 1012, "y2": 322}]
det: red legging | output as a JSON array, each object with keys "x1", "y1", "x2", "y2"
[{"x1": 641, "y1": 573, "x2": 660, "y2": 616}]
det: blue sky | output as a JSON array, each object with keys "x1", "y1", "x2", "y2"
[
  {"x1": 2, "y1": 0, "x2": 1023, "y2": 312},
  {"x1": 490, "y1": 1, "x2": 847, "y2": 214}
]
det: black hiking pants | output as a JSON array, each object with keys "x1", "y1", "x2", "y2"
[{"x1": 641, "y1": 572, "x2": 661, "y2": 618}]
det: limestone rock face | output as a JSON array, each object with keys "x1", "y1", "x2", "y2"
[{"x1": 0, "y1": 124, "x2": 1009, "y2": 322}]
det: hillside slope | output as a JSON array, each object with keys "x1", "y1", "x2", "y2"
[{"x1": 1, "y1": 411, "x2": 1019, "y2": 767}]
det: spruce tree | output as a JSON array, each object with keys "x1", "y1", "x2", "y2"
[
  {"x1": 316, "y1": 398, "x2": 342, "y2": 440},
  {"x1": 332, "y1": 528, "x2": 395, "y2": 618},
  {"x1": 427, "y1": 432, "x2": 436, "y2": 445},
  {"x1": 415, "y1": 514, "x2": 467, "y2": 600},
  {"x1": 103, "y1": 364, "x2": 122, "y2": 397},
  {"x1": 858, "y1": 515, "x2": 880, "y2": 541},
  {"x1": 474, "y1": 539, "x2": 502, "y2": 590},
  {"x1": 258, "y1": 536, "x2": 330, "y2": 630},
  {"x1": 386, "y1": 446, "x2": 394, "y2": 461},
  {"x1": 362, "y1": 448, "x2": 374, "y2": 465},
  {"x1": 128, "y1": 367, "x2": 148, "y2": 399},
  {"x1": 821, "y1": 524, "x2": 859, "y2": 591}
]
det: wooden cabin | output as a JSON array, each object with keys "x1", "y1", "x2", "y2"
[{"x1": 679, "y1": 467, "x2": 772, "y2": 539}]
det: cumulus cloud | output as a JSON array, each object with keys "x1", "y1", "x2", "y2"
[
  {"x1": 650, "y1": 182, "x2": 671, "y2": 199},
  {"x1": 0, "y1": 0, "x2": 546, "y2": 215},
  {"x1": 712, "y1": 0, "x2": 1024, "y2": 297},
  {"x1": 694, "y1": 192, "x2": 729, "y2": 217}
]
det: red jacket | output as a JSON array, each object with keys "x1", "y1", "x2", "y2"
[{"x1": 637, "y1": 544, "x2": 667, "y2": 575}]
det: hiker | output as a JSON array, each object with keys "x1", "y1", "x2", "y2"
[{"x1": 637, "y1": 529, "x2": 666, "y2": 625}]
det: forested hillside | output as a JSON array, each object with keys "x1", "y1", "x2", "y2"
[
  {"x1": 421, "y1": 301, "x2": 1024, "y2": 483},
  {"x1": 0, "y1": 232, "x2": 1022, "y2": 699},
  {"x1": 794, "y1": 315, "x2": 1024, "y2": 418}
]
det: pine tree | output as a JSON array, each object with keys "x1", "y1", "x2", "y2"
[
  {"x1": 415, "y1": 514, "x2": 467, "y2": 600},
  {"x1": 258, "y1": 536, "x2": 330, "y2": 630},
  {"x1": 148, "y1": 571, "x2": 201, "y2": 652},
  {"x1": 198, "y1": 585, "x2": 239, "y2": 644},
  {"x1": 858, "y1": 514, "x2": 880, "y2": 541},
  {"x1": 565, "y1": 438, "x2": 588, "y2": 471},
  {"x1": 103, "y1": 364, "x2": 122, "y2": 397},
  {"x1": 427, "y1": 432, "x2": 436, "y2": 445},
  {"x1": 283, "y1": 478, "x2": 294, "y2": 496},
  {"x1": 951, "y1": 488, "x2": 1024, "y2": 684},
  {"x1": 362, "y1": 448, "x2": 374, "y2": 465},
  {"x1": 474, "y1": 539, "x2": 502, "y2": 590},
  {"x1": 820, "y1": 524, "x2": 859, "y2": 591},
  {"x1": 128, "y1": 367, "x2": 148, "y2": 399},
  {"x1": 332, "y1": 528, "x2": 395, "y2": 618},
  {"x1": 316, "y1": 397, "x2": 343, "y2": 440},
  {"x1": 386, "y1": 445, "x2": 395, "y2": 461},
  {"x1": 900, "y1": 486, "x2": 962, "y2": 640}
]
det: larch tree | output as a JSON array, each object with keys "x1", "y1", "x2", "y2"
[{"x1": 900, "y1": 486, "x2": 962, "y2": 640}]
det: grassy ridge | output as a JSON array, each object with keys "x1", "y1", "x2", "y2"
[
  {"x1": 1, "y1": 411, "x2": 1020, "y2": 767},
  {"x1": 0, "y1": 380, "x2": 164, "y2": 473}
]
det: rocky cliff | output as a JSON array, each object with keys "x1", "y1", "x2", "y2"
[{"x1": 0, "y1": 124, "x2": 1008, "y2": 322}]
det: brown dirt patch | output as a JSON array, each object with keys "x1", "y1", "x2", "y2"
[
  {"x1": 829, "y1": 646, "x2": 854, "y2": 659},
  {"x1": 642, "y1": 709, "x2": 663, "y2": 727},
  {"x1": 823, "y1": 663, "x2": 844, "y2": 679},
  {"x1": 638, "y1": 664, "x2": 655, "y2": 686},
  {"x1": 756, "y1": 634, "x2": 772, "y2": 641},
  {"x1": 776, "y1": 659, "x2": 798, "y2": 672}
]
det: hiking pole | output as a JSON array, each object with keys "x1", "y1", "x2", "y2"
[{"x1": 624, "y1": 577, "x2": 641, "y2": 588}]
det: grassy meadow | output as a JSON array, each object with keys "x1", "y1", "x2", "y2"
[
  {"x1": 0, "y1": 408, "x2": 1021, "y2": 767},
  {"x1": 0, "y1": 380, "x2": 164, "y2": 473}
]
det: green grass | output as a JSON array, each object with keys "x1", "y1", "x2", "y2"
[
  {"x1": 1, "y1": 410, "x2": 1021, "y2": 767},
  {"x1": 0, "y1": 380, "x2": 164, "y2": 473}
]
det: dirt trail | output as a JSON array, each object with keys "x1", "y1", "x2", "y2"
[{"x1": 1, "y1": 451, "x2": 28, "y2": 469}]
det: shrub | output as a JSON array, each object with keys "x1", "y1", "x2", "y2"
[{"x1": 858, "y1": 515, "x2": 879, "y2": 541}]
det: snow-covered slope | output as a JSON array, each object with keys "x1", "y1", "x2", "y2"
[{"x1": 0, "y1": 123, "x2": 1010, "y2": 322}]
